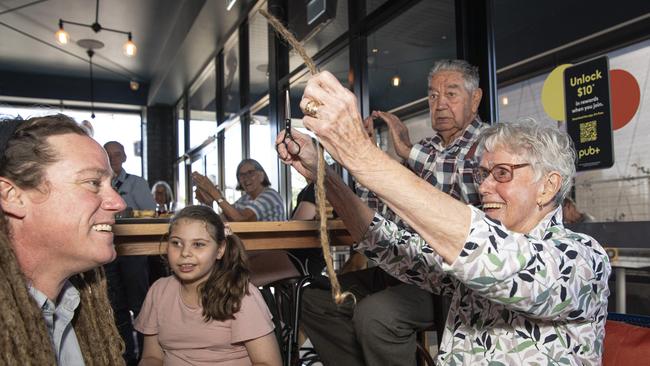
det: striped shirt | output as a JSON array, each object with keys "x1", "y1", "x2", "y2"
[
  {"x1": 356, "y1": 117, "x2": 488, "y2": 227},
  {"x1": 234, "y1": 187, "x2": 286, "y2": 221}
]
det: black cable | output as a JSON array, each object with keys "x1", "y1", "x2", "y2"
[
  {"x1": 0, "y1": 0, "x2": 48, "y2": 17},
  {"x1": 88, "y1": 50, "x2": 96, "y2": 119}
]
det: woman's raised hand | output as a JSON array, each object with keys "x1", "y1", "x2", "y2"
[
  {"x1": 299, "y1": 71, "x2": 377, "y2": 174},
  {"x1": 191, "y1": 172, "x2": 222, "y2": 201}
]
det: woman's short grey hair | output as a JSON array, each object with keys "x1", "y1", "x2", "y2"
[
  {"x1": 235, "y1": 158, "x2": 271, "y2": 191},
  {"x1": 428, "y1": 59, "x2": 480, "y2": 93},
  {"x1": 477, "y1": 119, "x2": 576, "y2": 206}
]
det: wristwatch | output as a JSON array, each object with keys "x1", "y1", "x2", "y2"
[{"x1": 216, "y1": 198, "x2": 225, "y2": 204}]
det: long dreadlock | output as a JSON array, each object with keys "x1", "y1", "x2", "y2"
[{"x1": 0, "y1": 114, "x2": 124, "y2": 365}]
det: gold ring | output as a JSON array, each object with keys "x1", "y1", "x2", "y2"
[{"x1": 304, "y1": 100, "x2": 320, "y2": 117}]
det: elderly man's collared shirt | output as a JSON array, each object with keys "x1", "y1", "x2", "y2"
[
  {"x1": 355, "y1": 206, "x2": 610, "y2": 365},
  {"x1": 356, "y1": 118, "x2": 487, "y2": 226},
  {"x1": 112, "y1": 169, "x2": 157, "y2": 210},
  {"x1": 29, "y1": 281, "x2": 85, "y2": 365}
]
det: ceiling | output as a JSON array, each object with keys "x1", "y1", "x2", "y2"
[
  {"x1": 0, "y1": 0, "x2": 255, "y2": 106},
  {"x1": 0, "y1": 0, "x2": 648, "y2": 110}
]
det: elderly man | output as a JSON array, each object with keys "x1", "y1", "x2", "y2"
[
  {"x1": 0, "y1": 114, "x2": 126, "y2": 364},
  {"x1": 281, "y1": 71, "x2": 610, "y2": 364},
  {"x1": 104, "y1": 141, "x2": 156, "y2": 212},
  {"x1": 103, "y1": 140, "x2": 156, "y2": 364},
  {"x1": 289, "y1": 60, "x2": 488, "y2": 366}
]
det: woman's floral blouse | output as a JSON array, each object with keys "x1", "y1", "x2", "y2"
[{"x1": 356, "y1": 206, "x2": 610, "y2": 365}]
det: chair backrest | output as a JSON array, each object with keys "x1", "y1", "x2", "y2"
[{"x1": 603, "y1": 313, "x2": 650, "y2": 366}]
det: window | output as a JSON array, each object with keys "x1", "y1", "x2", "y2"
[
  {"x1": 367, "y1": 0, "x2": 456, "y2": 112},
  {"x1": 249, "y1": 10, "x2": 269, "y2": 103},
  {"x1": 289, "y1": 0, "x2": 349, "y2": 72},
  {"x1": 0, "y1": 105, "x2": 144, "y2": 176},
  {"x1": 249, "y1": 104, "x2": 279, "y2": 190},
  {"x1": 176, "y1": 161, "x2": 188, "y2": 209},
  {"x1": 188, "y1": 61, "x2": 217, "y2": 149},
  {"x1": 224, "y1": 35, "x2": 241, "y2": 119},
  {"x1": 223, "y1": 118, "x2": 243, "y2": 202},
  {"x1": 498, "y1": 39, "x2": 650, "y2": 221},
  {"x1": 177, "y1": 100, "x2": 186, "y2": 155}
]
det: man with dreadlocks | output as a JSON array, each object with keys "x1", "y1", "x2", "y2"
[{"x1": 0, "y1": 114, "x2": 126, "y2": 365}]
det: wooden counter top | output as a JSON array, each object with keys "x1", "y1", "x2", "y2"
[{"x1": 114, "y1": 219, "x2": 353, "y2": 256}]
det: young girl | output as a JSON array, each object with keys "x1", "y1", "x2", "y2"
[{"x1": 135, "y1": 205, "x2": 282, "y2": 366}]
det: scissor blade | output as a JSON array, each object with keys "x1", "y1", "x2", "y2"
[{"x1": 285, "y1": 90, "x2": 291, "y2": 122}]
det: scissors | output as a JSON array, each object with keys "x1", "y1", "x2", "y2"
[{"x1": 275, "y1": 89, "x2": 301, "y2": 155}]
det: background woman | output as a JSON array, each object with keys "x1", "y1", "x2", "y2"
[
  {"x1": 192, "y1": 159, "x2": 284, "y2": 222},
  {"x1": 151, "y1": 180, "x2": 175, "y2": 214}
]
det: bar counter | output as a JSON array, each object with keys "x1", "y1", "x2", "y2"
[{"x1": 114, "y1": 218, "x2": 354, "y2": 256}]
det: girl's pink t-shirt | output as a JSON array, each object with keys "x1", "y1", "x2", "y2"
[{"x1": 135, "y1": 276, "x2": 274, "y2": 365}]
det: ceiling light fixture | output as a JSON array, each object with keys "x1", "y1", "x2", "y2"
[
  {"x1": 55, "y1": 0, "x2": 136, "y2": 57},
  {"x1": 78, "y1": 39, "x2": 105, "y2": 119},
  {"x1": 391, "y1": 74, "x2": 401, "y2": 87}
]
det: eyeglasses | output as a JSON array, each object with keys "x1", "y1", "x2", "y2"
[
  {"x1": 237, "y1": 170, "x2": 258, "y2": 179},
  {"x1": 473, "y1": 163, "x2": 530, "y2": 184}
]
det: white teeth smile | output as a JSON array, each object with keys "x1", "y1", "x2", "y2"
[
  {"x1": 92, "y1": 224, "x2": 113, "y2": 232},
  {"x1": 482, "y1": 203, "x2": 505, "y2": 209}
]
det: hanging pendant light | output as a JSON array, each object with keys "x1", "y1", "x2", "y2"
[
  {"x1": 55, "y1": 0, "x2": 136, "y2": 57},
  {"x1": 123, "y1": 33, "x2": 137, "y2": 57},
  {"x1": 55, "y1": 19, "x2": 69, "y2": 45}
]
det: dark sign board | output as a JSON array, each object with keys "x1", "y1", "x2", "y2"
[{"x1": 563, "y1": 56, "x2": 614, "y2": 171}]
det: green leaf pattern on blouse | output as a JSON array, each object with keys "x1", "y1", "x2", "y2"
[{"x1": 356, "y1": 206, "x2": 610, "y2": 365}]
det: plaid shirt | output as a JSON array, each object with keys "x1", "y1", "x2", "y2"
[{"x1": 356, "y1": 117, "x2": 488, "y2": 228}]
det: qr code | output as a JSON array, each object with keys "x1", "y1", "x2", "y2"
[{"x1": 579, "y1": 121, "x2": 597, "y2": 143}]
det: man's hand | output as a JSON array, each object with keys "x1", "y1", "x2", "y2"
[
  {"x1": 362, "y1": 114, "x2": 375, "y2": 140},
  {"x1": 373, "y1": 110, "x2": 412, "y2": 160},
  {"x1": 275, "y1": 128, "x2": 318, "y2": 181}
]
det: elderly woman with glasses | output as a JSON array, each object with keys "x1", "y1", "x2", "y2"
[
  {"x1": 276, "y1": 71, "x2": 611, "y2": 365},
  {"x1": 192, "y1": 159, "x2": 285, "y2": 222}
]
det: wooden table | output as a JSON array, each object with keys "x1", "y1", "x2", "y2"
[{"x1": 114, "y1": 219, "x2": 353, "y2": 256}]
